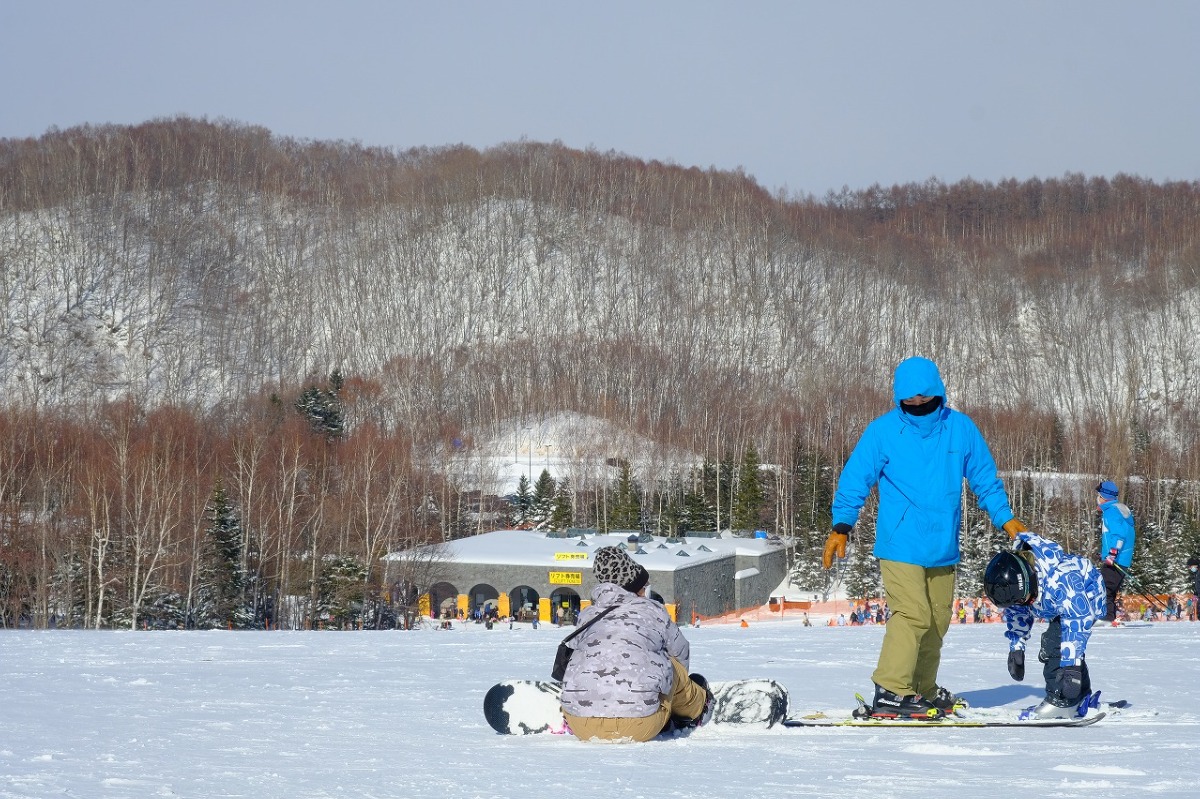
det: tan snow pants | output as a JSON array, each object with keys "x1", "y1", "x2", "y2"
[{"x1": 562, "y1": 656, "x2": 707, "y2": 743}]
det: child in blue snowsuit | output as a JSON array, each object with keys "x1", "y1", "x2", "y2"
[{"x1": 984, "y1": 531, "x2": 1107, "y2": 719}]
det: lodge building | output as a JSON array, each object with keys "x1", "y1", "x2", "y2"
[{"x1": 386, "y1": 527, "x2": 793, "y2": 624}]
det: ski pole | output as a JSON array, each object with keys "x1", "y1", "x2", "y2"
[
  {"x1": 1123, "y1": 580, "x2": 1167, "y2": 615},
  {"x1": 1113, "y1": 563, "x2": 1168, "y2": 614},
  {"x1": 1113, "y1": 563, "x2": 1160, "y2": 603}
]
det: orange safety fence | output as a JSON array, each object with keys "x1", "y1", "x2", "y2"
[
  {"x1": 688, "y1": 592, "x2": 1200, "y2": 627},
  {"x1": 689, "y1": 597, "x2": 1011, "y2": 626}
]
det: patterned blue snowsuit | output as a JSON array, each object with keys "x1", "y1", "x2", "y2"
[{"x1": 1002, "y1": 532, "x2": 1106, "y2": 703}]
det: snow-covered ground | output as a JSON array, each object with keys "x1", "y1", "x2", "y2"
[{"x1": 3, "y1": 619, "x2": 1197, "y2": 798}]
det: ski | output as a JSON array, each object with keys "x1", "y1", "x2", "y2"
[
  {"x1": 782, "y1": 712, "x2": 1105, "y2": 729},
  {"x1": 782, "y1": 690, "x2": 1114, "y2": 728}
]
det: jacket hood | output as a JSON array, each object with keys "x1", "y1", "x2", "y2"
[{"x1": 893, "y1": 356, "x2": 947, "y2": 407}]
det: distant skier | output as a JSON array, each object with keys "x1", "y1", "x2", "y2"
[
  {"x1": 983, "y1": 531, "x2": 1106, "y2": 719},
  {"x1": 1095, "y1": 480, "x2": 1135, "y2": 625},
  {"x1": 1188, "y1": 556, "x2": 1200, "y2": 610},
  {"x1": 823, "y1": 356, "x2": 1026, "y2": 720}
]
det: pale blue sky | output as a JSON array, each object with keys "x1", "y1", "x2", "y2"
[{"x1": 3, "y1": 1, "x2": 1198, "y2": 197}]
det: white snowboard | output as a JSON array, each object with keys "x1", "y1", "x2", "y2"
[{"x1": 483, "y1": 678, "x2": 788, "y2": 735}]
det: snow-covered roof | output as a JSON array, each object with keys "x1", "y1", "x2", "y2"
[{"x1": 395, "y1": 529, "x2": 787, "y2": 572}]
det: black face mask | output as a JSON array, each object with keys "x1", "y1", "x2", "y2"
[{"x1": 901, "y1": 396, "x2": 943, "y2": 417}]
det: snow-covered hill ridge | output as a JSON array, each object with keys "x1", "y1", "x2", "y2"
[
  {"x1": 6, "y1": 193, "x2": 1200, "y2": 429},
  {"x1": 6, "y1": 125, "x2": 1200, "y2": 476}
]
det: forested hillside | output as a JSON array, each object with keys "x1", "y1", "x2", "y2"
[{"x1": 2, "y1": 117, "x2": 1199, "y2": 628}]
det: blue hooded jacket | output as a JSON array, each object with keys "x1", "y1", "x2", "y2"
[
  {"x1": 1099, "y1": 499, "x2": 1135, "y2": 569},
  {"x1": 832, "y1": 357, "x2": 1016, "y2": 567}
]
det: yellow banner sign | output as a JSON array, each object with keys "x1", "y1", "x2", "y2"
[
  {"x1": 554, "y1": 552, "x2": 589, "y2": 561},
  {"x1": 549, "y1": 571, "x2": 583, "y2": 585}
]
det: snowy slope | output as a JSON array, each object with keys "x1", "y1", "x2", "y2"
[
  {"x1": 446, "y1": 410, "x2": 702, "y2": 496},
  {"x1": 2, "y1": 620, "x2": 1197, "y2": 798}
]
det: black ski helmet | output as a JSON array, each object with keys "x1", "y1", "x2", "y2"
[
  {"x1": 984, "y1": 550, "x2": 1037, "y2": 607},
  {"x1": 1188, "y1": 556, "x2": 1200, "y2": 568}
]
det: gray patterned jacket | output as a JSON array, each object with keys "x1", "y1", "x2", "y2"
[{"x1": 559, "y1": 582, "x2": 691, "y2": 718}]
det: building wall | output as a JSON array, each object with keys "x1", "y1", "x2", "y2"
[
  {"x1": 666, "y1": 558, "x2": 739, "y2": 619},
  {"x1": 733, "y1": 547, "x2": 792, "y2": 611},
  {"x1": 439, "y1": 562, "x2": 568, "y2": 600},
  {"x1": 390, "y1": 540, "x2": 792, "y2": 623}
]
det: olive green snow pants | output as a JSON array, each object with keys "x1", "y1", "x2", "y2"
[{"x1": 871, "y1": 560, "x2": 957, "y2": 697}]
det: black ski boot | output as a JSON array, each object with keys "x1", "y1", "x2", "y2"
[
  {"x1": 869, "y1": 684, "x2": 945, "y2": 720},
  {"x1": 929, "y1": 685, "x2": 967, "y2": 714},
  {"x1": 670, "y1": 673, "x2": 715, "y2": 730}
]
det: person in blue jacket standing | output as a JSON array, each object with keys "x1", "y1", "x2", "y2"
[
  {"x1": 1096, "y1": 480, "x2": 1135, "y2": 625},
  {"x1": 822, "y1": 356, "x2": 1027, "y2": 720}
]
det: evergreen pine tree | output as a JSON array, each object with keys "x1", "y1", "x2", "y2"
[
  {"x1": 841, "y1": 522, "x2": 883, "y2": 601},
  {"x1": 686, "y1": 460, "x2": 719, "y2": 533},
  {"x1": 790, "y1": 434, "x2": 834, "y2": 533},
  {"x1": 530, "y1": 469, "x2": 557, "y2": 529},
  {"x1": 1160, "y1": 491, "x2": 1195, "y2": 593},
  {"x1": 786, "y1": 533, "x2": 828, "y2": 594},
  {"x1": 1175, "y1": 494, "x2": 1200, "y2": 593},
  {"x1": 294, "y1": 373, "x2": 345, "y2": 438},
  {"x1": 659, "y1": 497, "x2": 683, "y2": 538},
  {"x1": 732, "y1": 443, "x2": 766, "y2": 532},
  {"x1": 50, "y1": 554, "x2": 88, "y2": 628},
  {"x1": 956, "y1": 502, "x2": 1006, "y2": 598},
  {"x1": 197, "y1": 481, "x2": 249, "y2": 629},
  {"x1": 549, "y1": 477, "x2": 574, "y2": 531},
  {"x1": 1131, "y1": 516, "x2": 1169, "y2": 598},
  {"x1": 510, "y1": 474, "x2": 533, "y2": 528},
  {"x1": 788, "y1": 435, "x2": 835, "y2": 590},
  {"x1": 608, "y1": 461, "x2": 642, "y2": 531},
  {"x1": 1048, "y1": 415, "x2": 1066, "y2": 470},
  {"x1": 317, "y1": 555, "x2": 368, "y2": 629},
  {"x1": 717, "y1": 452, "x2": 736, "y2": 530},
  {"x1": 1132, "y1": 486, "x2": 1182, "y2": 595},
  {"x1": 681, "y1": 480, "x2": 716, "y2": 534}
]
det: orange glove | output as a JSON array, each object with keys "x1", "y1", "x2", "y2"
[
  {"x1": 822, "y1": 531, "x2": 848, "y2": 569},
  {"x1": 1002, "y1": 519, "x2": 1028, "y2": 539}
]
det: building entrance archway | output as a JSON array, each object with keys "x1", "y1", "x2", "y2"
[
  {"x1": 469, "y1": 583, "x2": 500, "y2": 618},
  {"x1": 429, "y1": 581, "x2": 459, "y2": 619},
  {"x1": 509, "y1": 586, "x2": 541, "y2": 622},
  {"x1": 550, "y1": 588, "x2": 581, "y2": 625}
]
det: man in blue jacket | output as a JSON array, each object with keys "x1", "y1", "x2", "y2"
[
  {"x1": 822, "y1": 357, "x2": 1026, "y2": 720},
  {"x1": 1096, "y1": 480, "x2": 1135, "y2": 625}
]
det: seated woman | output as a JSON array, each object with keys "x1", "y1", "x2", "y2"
[{"x1": 559, "y1": 545, "x2": 712, "y2": 742}]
